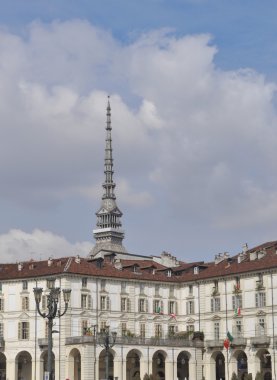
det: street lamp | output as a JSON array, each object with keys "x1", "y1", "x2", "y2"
[
  {"x1": 33, "y1": 283, "x2": 71, "y2": 380},
  {"x1": 97, "y1": 326, "x2": 117, "y2": 380}
]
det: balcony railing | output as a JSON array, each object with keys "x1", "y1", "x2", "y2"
[
  {"x1": 231, "y1": 336, "x2": 247, "y2": 346},
  {"x1": 205, "y1": 339, "x2": 224, "y2": 348},
  {"x1": 65, "y1": 335, "x2": 203, "y2": 347},
  {"x1": 38, "y1": 338, "x2": 48, "y2": 348},
  {"x1": 250, "y1": 335, "x2": 270, "y2": 346}
]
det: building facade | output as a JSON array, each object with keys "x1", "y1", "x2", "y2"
[{"x1": 0, "y1": 101, "x2": 276, "y2": 380}]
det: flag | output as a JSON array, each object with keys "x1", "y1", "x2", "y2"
[
  {"x1": 227, "y1": 331, "x2": 234, "y2": 342},
  {"x1": 224, "y1": 338, "x2": 230, "y2": 349},
  {"x1": 234, "y1": 307, "x2": 241, "y2": 316},
  {"x1": 170, "y1": 313, "x2": 177, "y2": 320}
]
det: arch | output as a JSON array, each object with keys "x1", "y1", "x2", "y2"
[
  {"x1": 0, "y1": 353, "x2": 6, "y2": 380},
  {"x1": 126, "y1": 349, "x2": 141, "y2": 380},
  {"x1": 234, "y1": 350, "x2": 248, "y2": 380},
  {"x1": 256, "y1": 349, "x2": 272, "y2": 380},
  {"x1": 152, "y1": 350, "x2": 167, "y2": 380},
  {"x1": 15, "y1": 351, "x2": 32, "y2": 380},
  {"x1": 68, "y1": 348, "x2": 81, "y2": 380},
  {"x1": 177, "y1": 351, "x2": 190, "y2": 380},
  {"x1": 40, "y1": 350, "x2": 55, "y2": 378},
  {"x1": 99, "y1": 349, "x2": 115, "y2": 380}
]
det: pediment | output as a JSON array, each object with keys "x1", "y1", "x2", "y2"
[
  {"x1": 80, "y1": 310, "x2": 92, "y2": 317},
  {"x1": 19, "y1": 312, "x2": 29, "y2": 319},
  {"x1": 256, "y1": 310, "x2": 266, "y2": 316},
  {"x1": 211, "y1": 315, "x2": 221, "y2": 321},
  {"x1": 153, "y1": 315, "x2": 164, "y2": 321},
  {"x1": 186, "y1": 318, "x2": 195, "y2": 323},
  {"x1": 136, "y1": 315, "x2": 147, "y2": 321}
]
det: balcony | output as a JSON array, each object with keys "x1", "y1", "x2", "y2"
[
  {"x1": 38, "y1": 338, "x2": 48, "y2": 348},
  {"x1": 205, "y1": 339, "x2": 224, "y2": 349},
  {"x1": 231, "y1": 336, "x2": 247, "y2": 347},
  {"x1": 65, "y1": 335, "x2": 203, "y2": 348},
  {"x1": 250, "y1": 335, "x2": 270, "y2": 347}
]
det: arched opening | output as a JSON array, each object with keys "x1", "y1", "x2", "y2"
[
  {"x1": 99, "y1": 349, "x2": 114, "y2": 380},
  {"x1": 236, "y1": 351, "x2": 248, "y2": 380},
  {"x1": 126, "y1": 349, "x2": 141, "y2": 380},
  {"x1": 41, "y1": 350, "x2": 55, "y2": 380},
  {"x1": 257, "y1": 349, "x2": 272, "y2": 380},
  {"x1": 152, "y1": 351, "x2": 166, "y2": 380},
  {"x1": 68, "y1": 348, "x2": 81, "y2": 380},
  {"x1": 177, "y1": 351, "x2": 189, "y2": 380},
  {"x1": 0, "y1": 353, "x2": 6, "y2": 380},
  {"x1": 16, "y1": 351, "x2": 32, "y2": 380},
  {"x1": 215, "y1": 352, "x2": 225, "y2": 380}
]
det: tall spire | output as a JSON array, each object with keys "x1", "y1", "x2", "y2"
[{"x1": 90, "y1": 98, "x2": 126, "y2": 256}]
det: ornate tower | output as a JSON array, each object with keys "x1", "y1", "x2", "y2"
[{"x1": 91, "y1": 98, "x2": 126, "y2": 255}]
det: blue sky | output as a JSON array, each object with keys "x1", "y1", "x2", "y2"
[{"x1": 0, "y1": 0, "x2": 277, "y2": 263}]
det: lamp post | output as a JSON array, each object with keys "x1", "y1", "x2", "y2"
[
  {"x1": 97, "y1": 327, "x2": 117, "y2": 380},
  {"x1": 33, "y1": 282, "x2": 71, "y2": 380}
]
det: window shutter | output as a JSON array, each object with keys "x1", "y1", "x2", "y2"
[
  {"x1": 42, "y1": 295, "x2": 46, "y2": 310},
  {"x1": 167, "y1": 301, "x2": 170, "y2": 314},
  {"x1": 232, "y1": 296, "x2": 235, "y2": 310},
  {"x1": 161, "y1": 300, "x2": 164, "y2": 313},
  {"x1": 18, "y1": 322, "x2": 22, "y2": 339},
  {"x1": 211, "y1": 298, "x2": 214, "y2": 312},
  {"x1": 153, "y1": 300, "x2": 155, "y2": 313},
  {"x1": 255, "y1": 293, "x2": 259, "y2": 308},
  {"x1": 107, "y1": 296, "x2": 110, "y2": 310},
  {"x1": 88, "y1": 295, "x2": 92, "y2": 309},
  {"x1": 127, "y1": 298, "x2": 131, "y2": 312},
  {"x1": 175, "y1": 302, "x2": 178, "y2": 315},
  {"x1": 186, "y1": 302, "x2": 188, "y2": 314},
  {"x1": 192, "y1": 301, "x2": 195, "y2": 314},
  {"x1": 26, "y1": 322, "x2": 30, "y2": 339},
  {"x1": 145, "y1": 299, "x2": 148, "y2": 313},
  {"x1": 138, "y1": 299, "x2": 140, "y2": 312}
]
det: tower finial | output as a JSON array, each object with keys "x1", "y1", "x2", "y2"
[{"x1": 90, "y1": 98, "x2": 126, "y2": 256}]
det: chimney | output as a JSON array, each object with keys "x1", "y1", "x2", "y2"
[
  {"x1": 18, "y1": 263, "x2": 23, "y2": 271},
  {"x1": 48, "y1": 257, "x2": 53, "y2": 267},
  {"x1": 75, "y1": 255, "x2": 81, "y2": 264}
]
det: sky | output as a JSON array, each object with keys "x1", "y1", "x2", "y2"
[{"x1": 0, "y1": 0, "x2": 277, "y2": 263}]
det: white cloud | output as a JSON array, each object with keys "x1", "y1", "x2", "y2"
[
  {"x1": 0, "y1": 229, "x2": 92, "y2": 263},
  {"x1": 0, "y1": 20, "x2": 277, "y2": 257}
]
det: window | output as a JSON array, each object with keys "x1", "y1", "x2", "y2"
[
  {"x1": 41, "y1": 295, "x2": 48, "y2": 310},
  {"x1": 140, "y1": 323, "x2": 146, "y2": 338},
  {"x1": 232, "y1": 294, "x2": 243, "y2": 310},
  {"x1": 155, "y1": 324, "x2": 162, "y2": 338},
  {"x1": 121, "y1": 282, "x2": 127, "y2": 293},
  {"x1": 121, "y1": 322, "x2": 127, "y2": 336},
  {"x1": 22, "y1": 296, "x2": 29, "y2": 311},
  {"x1": 81, "y1": 320, "x2": 89, "y2": 335},
  {"x1": 138, "y1": 298, "x2": 148, "y2": 313},
  {"x1": 189, "y1": 285, "x2": 193, "y2": 295},
  {"x1": 0, "y1": 283, "x2": 2, "y2": 292},
  {"x1": 214, "y1": 280, "x2": 219, "y2": 292},
  {"x1": 100, "y1": 321, "x2": 107, "y2": 332},
  {"x1": 255, "y1": 292, "x2": 266, "y2": 308},
  {"x1": 100, "y1": 280, "x2": 106, "y2": 291},
  {"x1": 214, "y1": 321, "x2": 220, "y2": 340},
  {"x1": 140, "y1": 283, "x2": 145, "y2": 294},
  {"x1": 82, "y1": 278, "x2": 87, "y2": 288},
  {"x1": 234, "y1": 320, "x2": 243, "y2": 338},
  {"x1": 186, "y1": 300, "x2": 194, "y2": 314},
  {"x1": 47, "y1": 279, "x2": 55, "y2": 289},
  {"x1": 168, "y1": 301, "x2": 176, "y2": 314},
  {"x1": 155, "y1": 285, "x2": 160, "y2": 297},
  {"x1": 0, "y1": 323, "x2": 3, "y2": 338},
  {"x1": 81, "y1": 294, "x2": 92, "y2": 309},
  {"x1": 0, "y1": 298, "x2": 4, "y2": 312},
  {"x1": 167, "y1": 269, "x2": 172, "y2": 277},
  {"x1": 187, "y1": 324, "x2": 194, "y2": 334},
  {"x1": 153, "y1": 300, "x2": 164, "y2": 314},
  {"x1": 121, "y1": 297, "x2": 131, "y2": 312},
  {"x1": 194, "y1": 266, "x2": 199, "y2": 274},
  {"x1": 169, "y1": 286, "x2": 174, "y2": 297},
  {"x1": 22, "y1": 280, "x2": 28, "y2": 291},
  {"x1": 18, "y1": 322, "x2": 29, "y2": 340},
  {"x1": 100, "y1": 296, "x2": 110, "y2": 311},
  {"x1": 257, "y1": 318, "x2": 266, "y2": 336},
  {"x1": 211, "y1": 297, "x2": 221, "y2": 312},
  {"x1": 168, "y1": 325, "x2": 177, "y2": 337}
]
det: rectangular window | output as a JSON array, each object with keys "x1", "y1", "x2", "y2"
[
  {"x1": 232, "y1": 295, "x2": 243, "y2": 310},
  {"x1": 155, "y1": 285, "x2": 160, "y2": 297},
  {"x1": 100, "y1": 296, "x2": 110, "y2": 311},
  {"x1": 0, "y1": 323, "x2": 3, "y2": 337},
  {"x1": 18, "y1": 322, "x2": 29, "y2": 340},
  {"x1": 214, "y1": 321, "x2": 220, "y2": 340},
  {"x1": 121, "y1": 322, "x2": 127, "y2": 336},
  {"x1": 46, "y1": 279, "x2": 55, "y2": 289},
  {"x1": 255, "y1": 292, "x2": 266, "y2": 308},
  {"x1": 257, "y1": 318, "x2": 266, "y2": 336},
  {"x1": 140, "y1": 283, "x2": 145, "y2": 294},
  {"x1": 82, "y1": 278, "x2": 87, "y2": 288},
  {"x1": 168, "y1": 301, "x2": 176, "y2": 314},
  {"x1": 22, "y1": 296, "x2": 29, "y2": 311},
  {"x1": 121, "y1": 281, "x2": 127, "y2": 293},
  {"x1": 0, "y1": 299, "x2": 4, "y2": 312},
  {"x1": 121, "y1": 297, "x2": 131, "y2": 312},
  {"x1": 22, "y1": 280, "x2": 28, "y2": 290},
  {"x1": 0, "y1": 283, "x2": 2, "y2": 292},
  {"x1": 189, "y1": 285, "x2": 193, "y2": 295},
  {"x1": 153, "y1": 300, "x2": 163, "y2": 314},
  {"x1": 186, "y1": 300, "x2": 194, "y2": 314},
  {"x1": 100, "y1": 321, "x2": 107, "y2": 332},
  {"x1": 140, "y1": 323, "x2": 145, "y2": 338},
  {"x1": 100, "y1": 280, "x2": 106, "y2": 291},
  {"x1": 155, "y1": 324, "x2": 162, "y2": 338},
  {"x1": 81, "y1": 294, "x2": 92, "y2": 309},
  {"x1": 235, "y1": 320, "x2": 243, "y2": 337},
  {"x1": 139, "y1": 298, "x2": 145, "y2": 312},
  {"x1": 81, "y1": 320, "x2": 89, "y2": 335},
  {"x1": 169, "y1": 286, "x2": 174, "y2": 297},
  {"x1": 211, "y1": 297, "x2": 220, "y2": 312},
  {"x1": 168, "y1": 325, "x2": 176, "y2": 337}
]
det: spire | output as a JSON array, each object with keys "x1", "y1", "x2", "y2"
[{"x1": 90, "y1": 97, "x2": 126, "y2": 256}]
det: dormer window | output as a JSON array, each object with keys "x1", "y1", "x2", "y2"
[
  {"x1": 133, "y1": 265, "x2": 138, "y2": 273},
  {"x1": 167, "y1": 269, "x2": 172, "y2": 277},
  {"x1": 194, "y1": 267, "x2": 199, "y2": 275}
]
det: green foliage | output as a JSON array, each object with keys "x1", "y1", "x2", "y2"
[{"x1": 231, "y1": 372, "x2": 238, "y2": 380}]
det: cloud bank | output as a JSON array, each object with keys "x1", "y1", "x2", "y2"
[{"x1": 0, "y1": 20, "x2": 277, "y2": 259}]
